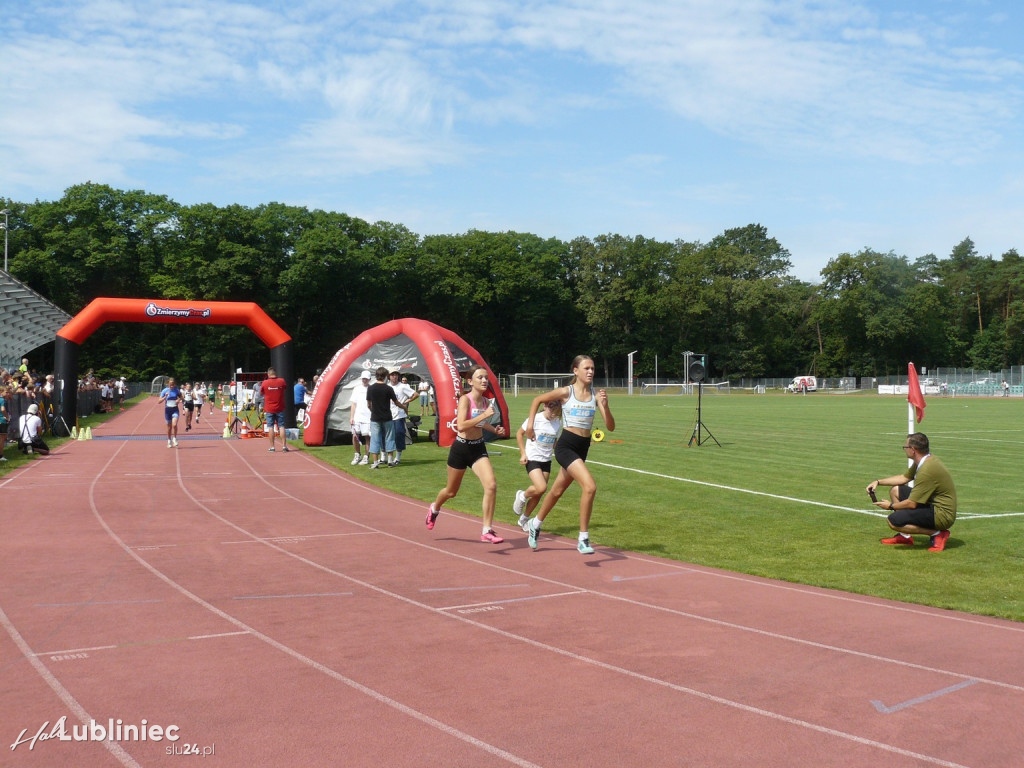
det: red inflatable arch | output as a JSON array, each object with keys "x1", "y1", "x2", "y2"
[
  {"x1": 54, "y1": 297, "x2": 293, "y2": 435},
  {"x1": 303, "y1": 318, "x2": 508, "y2": 448}
]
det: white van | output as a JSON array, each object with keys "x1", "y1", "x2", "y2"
[{"x1": 788, "y1": 375, "x2": 817, "y2": 393}]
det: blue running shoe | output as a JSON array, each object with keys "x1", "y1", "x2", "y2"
[{"x1": 577, "y1": 538, "x2": 595, "y2": 555}]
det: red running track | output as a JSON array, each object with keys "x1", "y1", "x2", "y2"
[{"x1": 1, "y1": 400, "x2": 1022, "y2": 767}]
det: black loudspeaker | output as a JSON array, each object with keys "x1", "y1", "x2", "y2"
[{"x1": 688, "y1": 361, "x2": 706, "y2": 383}]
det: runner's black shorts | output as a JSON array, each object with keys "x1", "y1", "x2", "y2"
[
  {"x1": 525, "y1": 460, "x2": 552, "y2": 474},
  {"x1": 554, "y1": 430, "x2": 591, "y2": 470},
  {"x1": 447, "y1": 436, "x2": 488, "y2": 470}
]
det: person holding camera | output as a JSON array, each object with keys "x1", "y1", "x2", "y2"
[
  {"x1": 866, "y1": 432, "x2": 956, "y2": 552},
  {"x1": 18, "y1": 403, "x2": 50, "y2": 456}
]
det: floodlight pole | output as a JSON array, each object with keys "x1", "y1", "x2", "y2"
[
  {"x1": 1, "y1": 209, "x2": 9, "y2": 272},
  {"x1": 627, "y1": 350, "x2": 638, "y2": 395}
]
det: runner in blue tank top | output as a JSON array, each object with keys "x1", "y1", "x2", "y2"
[
  {"x1": 521, "y1": 355, "x2": 615, "y2": 554},
  {"x1": 425, "y1": 365, "x2": 508, "y2": 544},
  {"x1": 157, "y1": 377, "x2": 182, "y2": 448}
]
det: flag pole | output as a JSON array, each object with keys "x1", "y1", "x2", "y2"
[
  {"x1": 906, "y1": 361, "x2": 927, "y2": 468},
  {"x1": 907, "y1": 399, "x2": 914, "y2": 468}
]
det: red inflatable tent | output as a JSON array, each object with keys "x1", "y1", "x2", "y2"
[{"x1": 303, "y1": 318, "x2": 508, "y2": 448}]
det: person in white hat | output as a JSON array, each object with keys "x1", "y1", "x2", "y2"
[
  {"x1": 18, "y1": 403, "x2": 50, "y2": 455},
  {"x1": 348, "y1": 371, "x2": 373, "y2": 465}
]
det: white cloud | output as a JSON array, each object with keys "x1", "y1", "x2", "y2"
[{"x1": 1, "y1": 0, "x2": 1022, "y2": 284}]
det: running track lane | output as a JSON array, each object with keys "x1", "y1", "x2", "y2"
[{"x1": 1, "y1": 401, "x2": 1022, "y2": 767}]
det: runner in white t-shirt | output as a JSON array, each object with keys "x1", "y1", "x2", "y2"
[
  {"x1": 512, "y1": 400, "x2": 562, "y2": 530},
  {"x1": 193, "y1": 383, "x2": 205, "y2": 422}
]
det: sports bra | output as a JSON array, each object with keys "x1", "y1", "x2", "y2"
[
  {"x1": 469, "y1": 398, "x2": 488, "y2": 421},
  {"x1": 562, "y1": 386, "x2": 596, "y2": 430}
]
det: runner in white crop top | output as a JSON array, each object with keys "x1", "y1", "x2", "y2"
[
  {"x1": 520, "y1": 355, "x2": 615, "y2": 555},
  {"x1": 561, "y1": 386, "x2": 596, "y2": 431}
]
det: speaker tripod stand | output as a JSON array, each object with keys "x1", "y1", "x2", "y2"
[
  {"x1": 688, "y1": 381, "x2": 720, "y2": 447},
  {"x1": 684, "y1": 360, "x2": 724, "y2": 448}
]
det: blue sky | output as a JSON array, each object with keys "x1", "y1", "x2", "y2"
[{"x1": 2, "y1": 0, "x2": 1022, "y2": 281}]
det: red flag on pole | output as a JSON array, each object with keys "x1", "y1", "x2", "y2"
[{"x1": 908, "y1": 362, "x2": 926, "y2": 423}]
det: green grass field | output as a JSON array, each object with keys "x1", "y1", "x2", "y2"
[
  {"x1": 305, "y1": 390, "x2": 1024, "y2": 623},
  {"x1": 5, "y1": 390, "x2": 1019, "y2": 622}
]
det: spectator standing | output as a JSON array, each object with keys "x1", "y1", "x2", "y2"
[
  {"x1": 262, "y1": 367, "x2": 289, "y2": 453},
  {"x1": 252, "y1": 379, "x2": 264, "y2": 413},
  {"x1": 0, "y1": 385, "x2": 9, "y2": 461},
  {"x1": 366, "y1": 367, "x2": 400, "y2": 469},
  {"x1": 349, "y1": 371, "x2": 372, "y2": 465},
  {"x1": 294, "y1": 378, "x2": 308, "y2": 420},
  {"x1": 387, "y1": 370, "x2": 415, "y2": 466},
  {"x1": 417, "y1": 379, "x2": 431, "y2": 415},
  {"x1": 100, "y1": 380, "x2": 113, "y2": 412}
]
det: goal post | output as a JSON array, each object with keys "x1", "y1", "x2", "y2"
[
  {"x1": 640, "y1": 381, "x2": 730, "y2": 395},
  {"x1": 640, "y1": 382, "x2": 690, "y2": 395},
  {"x1": 512, "y1": 373, "x2": 572, "y2": 397}
]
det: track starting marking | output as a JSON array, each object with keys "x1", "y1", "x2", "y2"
[{"x1": 871, "y1": 679, "x2": 978, "y2": 713}]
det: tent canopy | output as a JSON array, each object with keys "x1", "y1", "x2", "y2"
[{"x1": 303, "y1": 318, "x2": 509, "y2": 448}]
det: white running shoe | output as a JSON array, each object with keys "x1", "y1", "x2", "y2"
[
  {"x1": 351, "y1": 453, "x2": 360, "y2": 465},
  {"x1": 167, "y1": 440, "x2": 172, "y2": 448},
  {"x1": 513, "y1": 489, "x2": 526, "y2": 516},
  {"x1": 359, "y1": 455, "x2": 369, "y2": 465},
  {"x1": 172, "y1": 438, "x2": 178, "y2": 447}
]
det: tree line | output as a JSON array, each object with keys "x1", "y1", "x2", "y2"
[{"x1": 4, "y1": 182, "x2": 1022, "y2": 382}]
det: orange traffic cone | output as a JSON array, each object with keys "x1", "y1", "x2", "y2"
[{"x1": 240, "y1": 422, "x2": 249, "y2": 438}]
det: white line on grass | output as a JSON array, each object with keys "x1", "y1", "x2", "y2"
[{"x1": 588, "y1": 461, "x2": 1023, "y2": 521}]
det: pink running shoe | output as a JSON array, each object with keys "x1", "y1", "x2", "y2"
[
  {"x1": 425, "y1": 504, "x2": 439, "y2": 530},
  {"x1": 481, "y1": 530, "x2": 504, "y2": 544}
]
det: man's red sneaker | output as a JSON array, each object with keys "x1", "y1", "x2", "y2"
[
  {"x1": 928, "y1": 530, "x2": 950, "y2": 552},
  {"x1": 880, "y1": 534, "x2": 914, "y2": 546}
]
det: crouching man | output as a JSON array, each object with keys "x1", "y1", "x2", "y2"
[{"x1": 867, "y1": 432, "x2": 956, "y2": 552}]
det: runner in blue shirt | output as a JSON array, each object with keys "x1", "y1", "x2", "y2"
[{"x1": 158, "y1": 378, "x2": 182, "y2": 448}]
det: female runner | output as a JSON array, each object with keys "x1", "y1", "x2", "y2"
[
  {"x1": 512, "y1": 399, "x2": 562, "y2": 531},
  {"x1": 425, "y1": 365, "x2": 507, "y2": 543},
  {"x1": 157, "y1": 377, "x2": 182, "y2": 448},
  {"x1": 522, "y1": 355, "x2": 614, "y2": 554}
]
